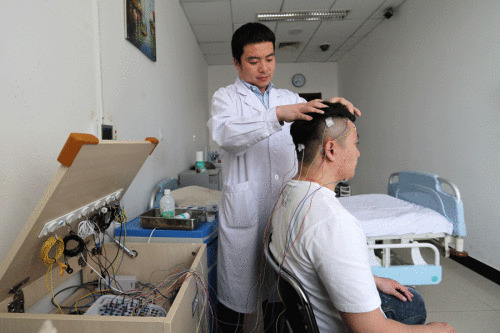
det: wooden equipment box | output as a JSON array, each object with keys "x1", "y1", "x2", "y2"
[{"x1": 0, "y1": 134, "x2": 209, "y2": 332}]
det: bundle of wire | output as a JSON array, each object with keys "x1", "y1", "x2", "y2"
[
  {"x1": 40, "y1": 204, "x2": 128, "y2": 314},
  {"x1": 78, "y1": 205, "x2": 129, "y2": 294},
  {"x1": 40, "y1": 235, "x2": 69, "y2": 314},
  {"x1": 42, "y1": 203, "x2": 213, "y2": 331},
  {"x1": 62, "y1": 265, "x2": 213, "y2": 330}
]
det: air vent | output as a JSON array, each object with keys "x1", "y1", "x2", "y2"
[{"x1": 278, "y1": 42, "x2": 301, "y2": 51}]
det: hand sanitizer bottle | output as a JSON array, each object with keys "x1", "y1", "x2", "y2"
[{"x1": 159, "y1": 189, "x2": 175, "y2": 218}]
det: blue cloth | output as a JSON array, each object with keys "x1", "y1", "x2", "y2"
[
  {"x1": 379, "y1": 287, "x2": 427, "y2": 325},
  {"x1": 241, "y1": 80, "x2": 274, "y2": 109}
]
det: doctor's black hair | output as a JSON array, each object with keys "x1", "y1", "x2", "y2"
[
  {"x1": 232, "y1": 23, "x2": 275, "y2": 65},
  {"x1": 290, "y1": 101, "x2": 356, "y2": 165}
]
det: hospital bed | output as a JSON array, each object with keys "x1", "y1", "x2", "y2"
[{"x1": 338, "y1": 171, "x2": 467, "y2": 286}]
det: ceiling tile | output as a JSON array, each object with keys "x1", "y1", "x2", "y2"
[
  {"x1": 370, "y1": 0, "x2": 407, "y2": 19},
  {"x1": 332, "y1": 0, "x2": 385, "y2": 19},
  {"x1": 351, "y1": 19, "x2": 382, "y2": 39},
  {"x1": 199, "y1": 42, "x2": 232, "y2": 54},
  {"x1": 233, "y1": 22, "x2": 277, "y2": 34},
  {"x1": 231, "y1": 0, "x2": 281, "y2": 24},
  {"x1": 275, "y1": 21, "x2": 321, "y2": 43},
  {"x1": 306, "y1": 36, "x2": 344, "y2": 53},
  {"x1": 179, "y1": 0, "x2": 226, "y2": 2},
  {"x1": 181, "y1": 1, "x2": 232, "y2": 25},
  {"x1": 329, "y1": 50, "x2": 346, "y2": 62},
  {"x1": 181, "y1": 0, "x2": 228, "y2": 2},
  {"x1": 327, "y1": 36, "x2": 361, "y2": 60},
  {"x1": 191, "y1": 24, "x2": 233, "y2": 42},
  {"x1": 297, "y1": 50, "x2": 331, "y2": 63},
  {"x1": 281, "y1": 0, "x2": 336, "y2": 11},
  {"x1": 275, "y1": 49, "x2": 301, "y2": 63},
  {"x1": 314, "y1": 19, "x2": 365, "y2": 39},
  {"x1": 204, "y1": 53, "x2": 233, "y2": 65}
]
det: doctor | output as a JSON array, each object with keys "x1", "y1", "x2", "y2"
[{"x1": 207, "y1": 22, "x2": 360, "y2": 332}]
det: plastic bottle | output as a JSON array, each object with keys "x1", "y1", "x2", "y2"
[
  {"x1": 174, "y1": 212, "x2": 191, "y2": 219},
  {"x1": 195, "y1": 151, "x2": 206, "y2": 173},
  {"x1": 159, "y1": 189, "x2": 175, "y2": 218}
]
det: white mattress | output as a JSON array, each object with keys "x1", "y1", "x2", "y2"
[{"x1": 338, "y1": 194, "x2": 453, "y2": 237}]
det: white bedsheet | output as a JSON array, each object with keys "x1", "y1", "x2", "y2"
[{"x1": 338, "y1": 194, "x2": 453, "y2": 237}]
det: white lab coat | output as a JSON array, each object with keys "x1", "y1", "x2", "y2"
[{"x1": 208, "y1": 77, "x2": 305, "y2": 313}]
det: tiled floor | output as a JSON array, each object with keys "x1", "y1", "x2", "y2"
[{"x1": 417, "y1": 256, "x2": 500, "y2": 332}]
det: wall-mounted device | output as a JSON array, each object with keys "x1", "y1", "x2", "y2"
[
  {"x1": 384, "y1": 7, "x2": 394, "y2": 19},
  {"x1": 319, "y1": 44, "x2": 330, "y2": 52},
  {"x1": 101, "y1": 124, "x2": 113, "y2": 140}
]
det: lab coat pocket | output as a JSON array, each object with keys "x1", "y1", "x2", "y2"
[{"x1": 222, "y1": 180, "x2": 258, "y2": 229}]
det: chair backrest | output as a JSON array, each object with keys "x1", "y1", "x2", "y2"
[{"x1": 265, "y1": 234, "x2": 320, "y2": 333}]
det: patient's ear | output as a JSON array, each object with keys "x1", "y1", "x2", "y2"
[{"x1": 323, "y1": 140, "x2": 336, "y2": 161}]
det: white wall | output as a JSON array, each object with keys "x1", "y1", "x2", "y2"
[
  {"x1": 207, "y1": 62, "x2": 339, "y2": 149},
  {"x1": 0, "y1": 0, "x2": 209, "y2": 264},
  {"x1": 338, "y1": 0, "x2": 500, "y2": 270}
]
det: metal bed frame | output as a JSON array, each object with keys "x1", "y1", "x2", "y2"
[{"x1": 365, "y1": 171, "x2": 467, "y2": 285}]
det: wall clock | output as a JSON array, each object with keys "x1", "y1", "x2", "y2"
[{"x1": 292, "y1": 73, "x2": 306, "y2": 87}]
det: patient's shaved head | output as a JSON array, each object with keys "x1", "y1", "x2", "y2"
[{"x1": 290, "y1": 101, "x2": 356, "y2": 165}]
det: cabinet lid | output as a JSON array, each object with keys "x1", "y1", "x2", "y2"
[{"x1": 0, "y1": 133, "x2": 158, "y2": 306}]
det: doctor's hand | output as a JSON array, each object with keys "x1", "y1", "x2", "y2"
[
  {"x1": 329, "y1": 97, "x2": 362, "y2": 117},
  {"x1": 276, "y1": 99, "x2": 327, "y2": 122},
  {"x1": 374, "y1": 276, "x2": 413, "y2": 302}
]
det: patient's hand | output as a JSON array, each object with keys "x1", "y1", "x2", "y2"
[
  {"x1": 374, "y1": 276, "x2": 413, "y2": 302},
  {"x1": 426, "y1": 322, "x2": 456, "y2": 332}
]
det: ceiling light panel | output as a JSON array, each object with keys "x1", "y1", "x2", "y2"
[
  {"x1": 256, "y1": 10, "x2": 349, "y2": 22},
  {"x1": 232, "y1": 0, "x2": 280, "y2": 24}
]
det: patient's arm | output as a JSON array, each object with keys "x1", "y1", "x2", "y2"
[{"x1": 340, "y1": 309, "x2": 456, "y2": 333}]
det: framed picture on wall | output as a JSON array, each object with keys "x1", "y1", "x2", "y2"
[{"x1": 125, "y1": 0, "x2": 156, "y2": 61}]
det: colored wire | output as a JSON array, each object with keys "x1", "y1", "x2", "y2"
[
  {"x1": 40, "y1": 236, "x2": 68, "y2": 314},
  {"x1": 78, "y1": 219, "x2": 97, "y2": 239}
]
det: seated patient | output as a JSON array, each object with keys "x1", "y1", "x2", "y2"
[{"x1": 269, "y1": 102, "x2": 455, "y2": 332}]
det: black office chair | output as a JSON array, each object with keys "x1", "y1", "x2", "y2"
[{"x1": 264, "y1": 233, "x2": 320, "y2": 333}]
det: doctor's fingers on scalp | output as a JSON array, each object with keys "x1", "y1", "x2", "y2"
[
  {"x1": 329, "y1": 97, "x2": 362, "y2": 117},
  {"x1": 300, "y1": 99, "x2": 328, "y2": 114},
  {"x1": 276, "y1": 103, "x2": 323, "y2": 122}
]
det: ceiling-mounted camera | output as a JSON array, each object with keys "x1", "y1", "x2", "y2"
[
  {"x1": 319, "y1": 44, "x2": 330, "y2": 52},
  {"x1": 384, "y1": 7, "x2": 394, "y2": 19}
]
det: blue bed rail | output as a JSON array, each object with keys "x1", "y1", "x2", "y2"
[{"x1": 388, "y1": 171, "x2": 466, "y2": 237}]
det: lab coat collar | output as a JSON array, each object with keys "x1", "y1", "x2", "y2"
[{"x1": 234, "y1": 77, "x2": 283, "y2": 111}]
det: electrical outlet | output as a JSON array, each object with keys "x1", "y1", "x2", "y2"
[{"x1": 101, "y1": 124, "x2": 113, "y2": 140}]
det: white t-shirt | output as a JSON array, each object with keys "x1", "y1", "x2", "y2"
[{"x1": 270, "y1": 180, "x2": 381, "y2": 332}]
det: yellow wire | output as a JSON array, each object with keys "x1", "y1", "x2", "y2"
[
  {"x1": 74, "y1": 289, "x2": 110, "y2": 313},
  {"x1": 41, "y1": 236, "x2": 67, "y2": 314},
  {"x1": 40, "y1": 236, "x2": 64, "y2": 266}
]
